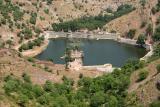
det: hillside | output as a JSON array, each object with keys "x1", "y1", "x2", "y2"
[
  {"x1": 105, "y1": 0, "x2": 159, "y2": 39},
  {"x1": 0, "y1": 48, "x2": 103, "y2": 84},
  {"x1": 127, "y1": 59, "x2": 160, "y2": 106},
  {"x1": 0, "y1": 0, "x2": 160, "y2": 107},
  {"x1": 0, "y1": 47, "x2": 159, "y2": 107},
  {"x1": 0, "y1": 0, "x2": 158, "y2": 49}
]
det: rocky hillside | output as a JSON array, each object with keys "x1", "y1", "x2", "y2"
[
  {"x1": 105, "y1": 0, "x2": 159, "y2": 39},
  {"x1": 127, "y1": 59, "x2": 160, "y2": 106},
  {"x1": 0, "y1": 0, "x2": 158, "y2": 48}
]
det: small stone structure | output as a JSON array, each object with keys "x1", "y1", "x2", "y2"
[{"x1": 67, "y1": 50, "x2": 83, "y2": 71}]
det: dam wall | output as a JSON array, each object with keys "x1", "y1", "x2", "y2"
[{"x1": 44, "y1": 31, "x2": 119, "y2": 40}]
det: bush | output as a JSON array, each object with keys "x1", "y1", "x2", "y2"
[
  {"x1": 22, "y1": 28, "x2": 32, "y2": 39},
  {"x1": 140, "y1": 0, "x2": 146, "y2": 7},
  {"x1": 17, "y1": 94, "x2": 29, "y2": 106},
  {"x1": 138, "y1": 70, "x2": 149, "y2": 82},
  {"x1": 22, "y1": 73, "x2": 31, "y2": 83},
  {"x1": 27, "y1": 57, "x2": 35, "y2": 62},
  {"x1": 30, "y1": 13, "x2": 37, "y2": 25},
  {"x1": 127, "y1": 29, "x2": 136, "y2": 39},
  {"x1": 153, "y1": 26, "x2": 160, "y2": 41},
  {"x1": 151, "y1": 7, "x2": 157, "y2": 14},
  {"x1": 90, "y1": 92, "x2": 105, "y2": 107},
  {"x1": 153, "y1": 44, "x2": 160, "y2": 57},
  {"x1": 18, "y1": 37, "x2": 44, "y2": 51},
  {"x1": 136, "y1": 34, "x2": 146, "y2": 46},
  {"x1": 44, "y1": 9, "x2": 49, "y2": 14},
  {"x1": 156, "y1": 17, "x2": 160, "y2": 25},
  {"x1": 156, "y1": 64, "x2": 160, "y2": 73},
  {"x1": 141, "y1": 21, "x2": 147, "y2": 28},
  {"x1": 156, "y1": 80, "x2": 160, "y2": 90},
  {"x1": 13, "y1": 9, "x2": 24, "y2": 21},
  {"x1": 46, "y1": 0, "x2": 53, "y2": 5},
  {"x1": 79, "y1": 73, "x2": 83, "y2": 79},
  {"x1": 150, "y1": 100, "x2": 160, "y2": 107},
  {"x1": 146, "y1": 24, "x2": 153, "y2": 36}
]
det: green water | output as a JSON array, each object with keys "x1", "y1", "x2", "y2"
[{"x1": 36, "y1": 39, "x2": 147, "y2": 67}]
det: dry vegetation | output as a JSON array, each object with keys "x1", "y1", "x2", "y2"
[
  {"x1": 0, "y1": 48, "x2": 103, "y2": 85},
  {"x1": 127, "y1": 59, "x2": 160, "y2": 106},
  {"x1": 105, "y1": 0, "x2": 159, "y2": 38},
  {"x1": 0, "y1": 0, "x2": 154, "y2": 47}
]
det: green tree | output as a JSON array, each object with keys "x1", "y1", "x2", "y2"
[
  {"x1": 17, "y1": 94, "x2": 29, "y2": 107},
  {"x1": 105, "y1": 96, "x2": 118, "y2": 107},
  {"x1": 43, "y1": 80, "x2": 54, "y2": 92},
  {"x1": 138, "y1": 70, "x2": 149, "y2": 82},
  {"x1": 32, "y1": 85, "x2": 44, "y2": 97},
  {"x1": 90, "y1": 92, "x2": 105, "y2": 107},
  {"x1": 136, "y1": 34, "x2": 146, "y2": 46},
  {"x1": 13, "y1": 9, "x2": 24, "y2": 21},
  {"x1": 4, "y1": 79, "x2": 19, "y2": 94},
  {"x1": 53, "y1": 96, "x2": 69, "y2": 107}
]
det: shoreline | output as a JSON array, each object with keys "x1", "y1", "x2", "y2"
[
  {"x1": 17, "y1": 39, "x2": 49, "y2": 57},
  {"x1": 16, "y1": 31, "x2": 152, "y2": 66}
]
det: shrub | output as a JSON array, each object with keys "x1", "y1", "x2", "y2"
[
  {"x1": 46, "y1": 0, "x2": 53, "y2": 5},
  {"x1": 13, "y1": 9, "x2": 24, "y2": 21},
  {"x1": 79, "y1": 73, "x2": 83, "y2": 79},
  {"x1": 136, "y1": 34, "x2": 146, "y2": 46},
  {"x1": 140, "y1": 0, "x2": 146, "y2": 7},
  {"x1": 22, "y1": 28, "x2": 32, "y2": 39},
  {"x1": 146, "y1": 24, "x2": 153, "y2": 36},
  {"x1": 156, "y1": 80, "x2": 160, "y2": 91},
  {"x1": 19, "y1": 44, "x2": 28, "y2": 52},
  {"x1": 156, "y1": 17, "x2": 160, "y2": 25},
  {"x1": 22, "y1": 73, "x2": 31, "y2": 83},
  {"x1": 27, "y1": 57, "x2": 35, "y2": 63},
  {"x1": 141, "y1": 21, "x2": 147, "y2": 28},
  {"x1": 156, "y1": 64, "x2": 160, "y2": 73},
  {"x1": 3, "y1": 78, "x2": 20, "y2": 95},
  {"x1": 153, "y1": 26, "x2": 160, "y2": 41},
  {"x1": 151, "y1": 7, "x2": 157, "y2": 14},
  {"x1": 106, "y1": 8, "x2": 113, "y2": 13},
  {"x1": 153, "y1": 44, "x2": 160, "y2": 57},
  {"x1": 17, "y1": 94, "x2": 29, "y2": 106},
  {"x1": 44, "y1": 8, "x2": 49, "y2": 14},
  {"x1": 18, "y1": 37, "x2": 44, "y2": 51},
  {"x1": 127, "y1": 29, "x2": 136, "y2": 39},
  {"x1": 30, "y1": 13, "x2": 37, "y2": 25},
  {"x1": 150, "y1": 100, "x2": 160, "y2": 107},
  {"x1": 138, "y1": 70, "x2": 149, "y2": 82},
  {"x1": 90, "y1": 92, "x2": 105, "y2": 107},
  {"x1": 43, "y1": 80, "x2": 54, "y2": 92}
]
